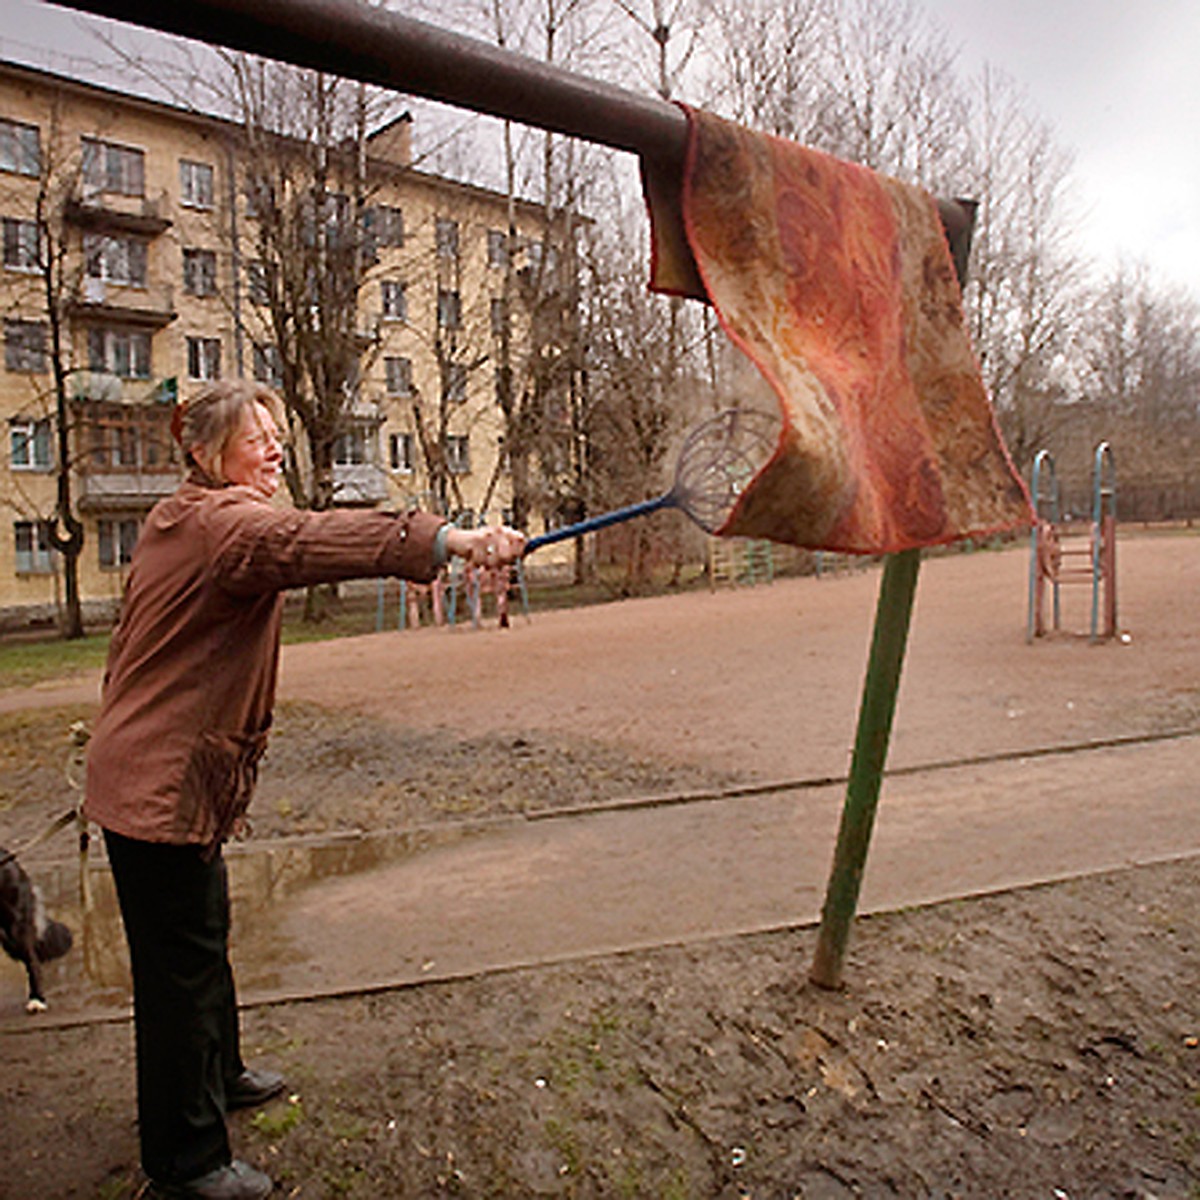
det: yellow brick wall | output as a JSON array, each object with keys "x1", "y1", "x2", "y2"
[{"x1": 0, "y1": 61, "x2": 568, "y2": 625}]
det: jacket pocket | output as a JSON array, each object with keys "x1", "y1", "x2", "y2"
[{"x1": 179, "y1": 729, "x2": 270, "y2": 856}]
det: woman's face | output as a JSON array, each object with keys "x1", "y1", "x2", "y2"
[{"x1": 220, "y1": 401, "x2": 284, "y2": 498}]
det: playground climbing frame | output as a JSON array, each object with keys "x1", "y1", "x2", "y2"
[{"x1": 1027, "y1": 443, "x2": 1118, "y2": 643}]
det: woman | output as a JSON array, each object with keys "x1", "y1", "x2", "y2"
[{"x1": 84, "y1": 380, "x2": 524, "y2": 1199}]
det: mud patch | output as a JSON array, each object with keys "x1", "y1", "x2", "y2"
[{"x1": 3, "y1": 858, "x2": 1197, "y2": 1197}]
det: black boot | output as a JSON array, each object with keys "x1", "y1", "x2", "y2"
[
  {"x1": 149, "y1": 1160, "x2": 272, "y2": 1199},
  {"x1": 225, "y1": 1067, "x2": 285, "y2": 1111}
]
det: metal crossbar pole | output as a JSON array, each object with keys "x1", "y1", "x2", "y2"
[
  {"x1": 50, "y1": 0, "x2": 687, "y2": 163},
  {"x1": 47, "y1": 0, "x2": 976, "y2": 241}
]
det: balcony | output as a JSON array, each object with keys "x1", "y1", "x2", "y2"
[
  {"x1": 69, "y1": 279, "x2": 177, "y2": 329},
  {"x1": 77, "y1": 468, "x2": 180, "y2": 512},
  {"x1": 72, "y1": 395, "x2": 180, "y2": 510},
  {"x1": 71, "y1": 371, "x2": 125, "y2": 404},
  {"x1": 64, "y1": 190, "x2": 172, "y2": 237},
  {"x1": 332, "y1": 463, "x2": 390, "y2": 505}
]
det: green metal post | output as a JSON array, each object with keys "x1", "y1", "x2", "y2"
[
  {"x1": 807, "y1": 199, "x2": 975, "y2": 991},
  {"x1": 809, "y1": 547, "x2": 921, "y2": 989},
  {"x1": 1090, "y1": 441, "x2": 1116, "y2": 643}
]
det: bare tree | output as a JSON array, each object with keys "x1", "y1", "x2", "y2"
[
  {"x1": 577, "y1": 178, "x2": 723, "y2": 590},
  {"x1": 1084, "y1": 262, "x2": 1200, "y2": 421},
  {"x1": 703, "y1": 0, "x2": 824, "y2": 144},
  {"x1": 469, "y1": 0, "x2": 601, "y2": 547},
  {"x1": 805, "y1": 0, "x2": 966, "y2": 186},
  {"x1": 1071, "y1": 262, "x2": 1200, "y2": 510},
  {"x1": 192, "y1": 58, "x2": 409, "y2": 619},
  {"x1": 1, "y1": 98, "x2": 91, "y2": 637},
  {"x1": 958, "y1": 67, "x2": 1084, "y2": 472},
  {"x1": 409, "y1": 216, "x2": 494, "y2": 520},
  {"x1": 224, "y1": 59, "x2": 386, "y2": 510},
  {"x1": 584, "y1": 233, "x2": 676, "y2": 590}
]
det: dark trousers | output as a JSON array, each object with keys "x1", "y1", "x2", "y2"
[{"x1": 104, "y1": 829, "x2": 245, "y2": 1185}]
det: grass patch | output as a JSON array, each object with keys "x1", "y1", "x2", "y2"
[
  {"x1": 0, "y1": 555, "x2": 800, "y2": 689},
  {"x1": 250, "y1": 1096, "x2": 304, "y2": 1139},
  {"x1": 543, "y1": 1116, "x2": 582, "y2": 1177},
  {"x1": 325, "y1": 1111, "x2": 373, "y2": 1142},
  {"x1": 95, "y1": 1176, "x2": 137, "y2": 1200},
  {"x1": 0, "y1": 568, "x2": 719, "y2": 686},
  {"x1": 0, "y1": 635, "x2": 110, "y2": 689},
  {"x1": 318, "y1": 1164, "x2": 367, "y2": 1196}
]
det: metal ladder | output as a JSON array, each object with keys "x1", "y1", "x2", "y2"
[{"x1": 1026, "y1": 444, "x2": 1118, "y2": 642}]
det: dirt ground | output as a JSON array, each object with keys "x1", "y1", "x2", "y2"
[{"x1": 1, "y1": 532, "x2": 1198, "y2": 1198}]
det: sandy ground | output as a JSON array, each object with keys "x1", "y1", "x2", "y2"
[{"x1": 0, "y1": 532, "x2": 1198, "y2": 1197}]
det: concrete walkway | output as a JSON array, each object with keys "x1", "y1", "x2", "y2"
[
  {"x1": 7, "y1": 730, "x2": 1198, "y2": 1028},
  {"x1": 244, "y1": 729, "x2": 1200, "y2": 1004}
]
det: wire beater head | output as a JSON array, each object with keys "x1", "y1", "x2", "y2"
[{"x1": 673, "y1": 407, "x2": 780, "y2": 532}]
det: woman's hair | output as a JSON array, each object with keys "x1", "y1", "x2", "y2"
[{"x1": 175, "y1": 379, "x2": 281, "y2": 480}]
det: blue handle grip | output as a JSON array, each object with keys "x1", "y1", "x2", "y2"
[{"x1": 524, "y1": 492, "x2": 674, "y2": 554}]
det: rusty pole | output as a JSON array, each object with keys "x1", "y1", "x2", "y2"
[{"x1": 46, "y1": 0, "x2": 974, "y2": 239}]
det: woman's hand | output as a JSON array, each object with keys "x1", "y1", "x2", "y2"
[{"x1": 444, "y1": 525, "x2": 526, "y2": 568}]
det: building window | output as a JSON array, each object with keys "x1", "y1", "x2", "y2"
[
  {"x1": 82, "y1": 138, "x2": 144, "y2": 197},
  {"x1": 141, "y1": 413, "x2": 170, "y2": 467},
  {"x1": 0, "y1": 119, "x2": 40, "y2": 177},
  {"x1": 5, "y1": 320, "x2": 46, "y2": 373},
  {"x1": 14, "y1": 519, "x2": 55, "y2": 574},
  {"x1": 320, "y1": 192, "x2": 353, "y2": 248},
  {"x1": 244, "y1": 176, "x2": 270, "y2": 220},
  {"x1": 381, "y1": 280, "x2": 407, "y2": 321},
  {"x1": 487, "y1": 229, "x2": 508, "y2": 268},
  {"x1": 10, "y1": 418, "x2": 52, "y2": 470},
  {"x1": 81, "y1": 404, "x2": 173, "y2": 472},
  {"x1": 84, "y1": 233, "x2": 148, "y2": 286},
  {"x1": 98, "y1": 516, "x2": 140, "y2": 568},
  {"x1": 442, "y1": 361, "x2": 467, "y2": 404},
  {"x1": 94, "y1": 420, "x2": 136, "y2": 469},
  {"x1": 246, "y1": 260, "x2": 270, "y2": 305},
  {"x1": 88, "y1": 328, "x2": 150, "y2": 379},
  {"x1": 437, "y1": 289, "x2": 461, "y2": 330},
  {"x1": 385, "y1": 355, "x2": 412, "y2": 397},
  {"x1": 252, "y1": 344, "x2": 282, "y2": 386},
  {"x1": 494, "y1": 365, "x2": 512, "y2": 407},
  {"x1": 333, "y1": 425, "x2": 370, "y2": 466},
  {"x1": 186, "y1": 336, "x2": 221, "y2": 381},
  {"x1": 444, "y1": 434, "x2": 470, "y2": 475},
  {"x1": 182, "y1": 248, "x2": 217, "y2": 297},
  {"x1": 389, "y1": 431, "x2": 414, "y2": 474},
  {"x1": 526, "y1": 239, "x2": 559, "y2": 277},
  {"x1": 3, "y1": 218, "x2": 39, "y2": 271},
  {"x1": 369, "y1": 205, "x2": 405, "y2": 247},
  {"x1": 490, "y1": 297, "x2": 509, "y2": 336},
  {"x1": 180, "y1": 159, "x2": 215, "y2": 209},
  {"x1": 435, "y1": 217, "x2": 459, "y2": 259}
]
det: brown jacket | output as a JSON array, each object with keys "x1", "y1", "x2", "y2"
[{"x1": 84, "y1": 473, "x2": 444, "y2": 849}]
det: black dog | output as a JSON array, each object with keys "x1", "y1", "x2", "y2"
[{"x1": 0, "y1": 847, "x2": 73, "y2": 1013}]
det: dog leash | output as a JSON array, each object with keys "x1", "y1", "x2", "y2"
[
  {"x1": 0, "y1": 721, "x2": 90, "y2": 870},
  {"x1": 0, "y1": 806, "x2": 79, "y2": 869}
]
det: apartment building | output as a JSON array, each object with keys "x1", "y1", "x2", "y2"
[{"x1": 0, "y1": 59, "x2": 564, "y2": 628}]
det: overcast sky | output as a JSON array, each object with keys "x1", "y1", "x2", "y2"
[
  {"x1": 923, "y1": 0, "x2": 1200, "y2": 294},
  {"x1": 2, "y1": 0, "x2": 1198, "y2": 296}
]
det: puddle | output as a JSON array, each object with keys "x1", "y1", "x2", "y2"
[{"x1": 0, "y1": 822, "x2": 496, "y2": 1025}]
